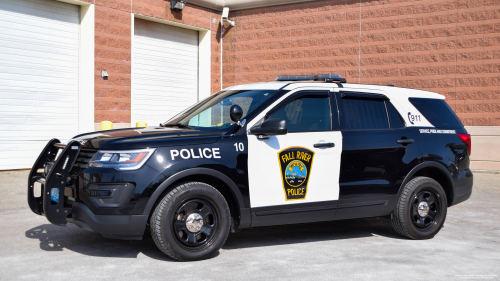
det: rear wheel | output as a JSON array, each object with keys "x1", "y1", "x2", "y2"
[
  {"x1": 150, "y1": 181, "x2": 231, "y2": 261},
  {"x1": 391, "y1": 176, "x2": 447, "y2": 239}
]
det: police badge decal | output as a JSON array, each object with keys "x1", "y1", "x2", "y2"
[{"x1": 278, "y1": 147, "x2": 315, "y2": 200}]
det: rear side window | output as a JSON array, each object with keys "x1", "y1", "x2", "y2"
[
  {"x1": 409, "y1": 98, "x2": 463, "y2": 129},
  {"x1": 339, "y1": 98, "x2": 389, "y2": 130},
  {"x1": 387, "y1": 102, "x2": 405, "y2": 128}
]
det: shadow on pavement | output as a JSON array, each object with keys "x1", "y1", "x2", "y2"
[
  {"x1": 25, "y1": 216, "x2": 404, "y2": 260},
  {"x1": 223, "y1": 216, "x2": 405, "y2": 250},
  {"x1": 25, "y1": 224, "x2": 176, "y2": 261}
]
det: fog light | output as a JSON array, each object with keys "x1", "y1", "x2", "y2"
[{"x1": 86, "y1": 183, "x2": 135, "y2": 208}]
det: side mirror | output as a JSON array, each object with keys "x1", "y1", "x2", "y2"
[
  {"x1": 249, "y1": 118, "x2": 287, "y2": 136},
  {"x1": 230, "y1": 104, "x2": 243, "y2": 122}
]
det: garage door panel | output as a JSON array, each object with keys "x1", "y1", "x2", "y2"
[
  {"x1": 0, "y1": 11, "x2": 79, "y2": 34},
  {"x1": 0, "y1": 46, "x2": 78, "y2": 65},
  {"x1": 133, "y1": 85, "x2": 198, "y2": 96},
  {"x1": 133, "y1": 41, "x2": 197, "y2": 55},
  {"x1": 133, "y1": 57, "x2": 198, "y2": 69},
  {"x1": 0, "y1": 53, "x2": 77, "y2": 69},
  {"x1": 0, "y1": 65, "x2": 78, "y2": 80},
  {"x1": 133, "y1": 96, "x2": 197, "y2": 105},
  {"x1": 0, "y1": 78, "x2": 78, "y2": 92},
  {"x1": 0, "y1": 0, "x2": 80, "y2": 170},
  {"x1": 0, "y1": 117, "x2": 78, "y2": 125},
  {"x1": 0, "y1": 0, "x2": 79, "y2": 23},
  {"x1": 135, "y1": 28, "x2": 197, "y2": 44},
  {"x1": 0, "y1": 39, "x2": 78, "y2": 58},
  {"x1": 0, "y1": 129, "x2": 77, "y2": 140},
  {"x1": 133, "y1": 93, "x2": 197, "y2": 101},
  {"x1": 0, "y1": 91, "x2": 78, "y2": 102},
  {"x1": 133, "y1": 79, "x2": 198, "y2": 90},
  {"x1": 133, "y1": 48, "x2": 197, "y2": 62},
  {"x1": 0, "y1": 25, "x2": 79, "y2": 48},
  {"x1": 134, "y1": 35, "x2": 198, "y2": 48},
  {"x1": 134, "y1": 65, "x2": 198, "y2": 76}
]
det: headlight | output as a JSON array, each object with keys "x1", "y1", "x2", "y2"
[{"x1": 87, "y1": 148, "x2": 156, "y2": 170}]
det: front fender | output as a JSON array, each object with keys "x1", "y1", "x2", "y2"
[{"x1": 142, "y1": 167, "x2": 251, "y2": 228}]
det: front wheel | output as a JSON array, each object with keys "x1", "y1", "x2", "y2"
[
  {"x1": 391, "y1": 176, "x2": 448, "y2": 239},
  {"x1": 150, "y1": 182, "x2": 231, "y2": 261}
]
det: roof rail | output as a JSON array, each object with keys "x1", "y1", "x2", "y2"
[{"x1": 275, "y1": 74, "x2": 347, "y2": 83}]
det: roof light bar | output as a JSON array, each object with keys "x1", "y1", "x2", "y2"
[{"x1": 275, "y1": 74, "x2": 347, "y2": 83}]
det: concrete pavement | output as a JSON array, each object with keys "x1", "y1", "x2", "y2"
[{"x1": 0, "y1": 170, "x2": 498, "y2": 280}]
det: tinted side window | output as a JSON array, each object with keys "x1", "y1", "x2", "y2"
[
  {"x1": 270, "y1": 96, "x2": 331, "y2": 132},
  {"x1": 409, "y1": 98, "x2": 463, "y2": 128},
  {"x1": 339, "y1": 98, "x2": 389, "y2": 130},
  {"x1": 387, "y1": 102, "x2": 405, "y2": 128}
]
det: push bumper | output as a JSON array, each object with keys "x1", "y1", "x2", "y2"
[
  {"x1": 27, "y1": 139, "x2": 81, "y2": 225},
  {"x1": 28, "y1": 139, "x2": 147, "y2": 240}
]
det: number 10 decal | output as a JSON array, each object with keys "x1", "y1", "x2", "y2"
[{"x1": 234, "y1": 143, "x2": 244, "y2": 151}]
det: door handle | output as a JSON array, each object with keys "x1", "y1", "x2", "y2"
[
  {"x1": 313, "y1": 142, "x2": 335, "y2": 148},
  {"x1": 397, "y1": 139, "x2": 414, "y2": 144}
]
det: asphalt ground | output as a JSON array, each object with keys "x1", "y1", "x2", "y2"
[{"x1": 0, "y1": 170, "x2": 498, "y2": 281}]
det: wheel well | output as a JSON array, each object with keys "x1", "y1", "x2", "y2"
[
  {"x1": 412, "y1": 167, "x2": 453, "y2": 206},
  {"x1": 148, "y1": 174, "x2": 241, "y2": 227}
]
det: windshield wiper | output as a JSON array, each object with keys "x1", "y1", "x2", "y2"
[{"x1": 162, "y1": 123, "x2": 195, "y2": 129}]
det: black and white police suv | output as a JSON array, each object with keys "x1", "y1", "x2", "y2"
[{"x1": 28, "y1": 74, "x2": 473, "y2": 261}]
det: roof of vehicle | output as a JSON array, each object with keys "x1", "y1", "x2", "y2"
[{"x1": 223, "y1": 81, "x2": 444, "y2": 100}]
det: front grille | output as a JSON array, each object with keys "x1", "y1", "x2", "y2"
[{"x1": 74, "y1": 148, "x2": 98, "y2": 169}]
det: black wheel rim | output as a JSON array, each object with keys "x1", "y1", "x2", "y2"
[
  {"x1": 411, "y1": 190, "x2": 440, "y2": 230},
  {"x1": 172, "y1": 198, "x2": 219, "y2": 249}
]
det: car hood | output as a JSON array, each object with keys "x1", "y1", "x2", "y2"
[{"x1": 71, "y1": 127, "x2": 221, "y2": 150}]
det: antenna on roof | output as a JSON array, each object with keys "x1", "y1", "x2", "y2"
[{"x1": 275, "y1": 74, "x2": 347, "y2": 83}]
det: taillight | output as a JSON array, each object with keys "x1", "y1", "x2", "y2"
[{"x1": 457, "y1": 133, "x2": 471, "y2": 156}]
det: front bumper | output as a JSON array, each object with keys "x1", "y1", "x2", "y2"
[{"x1": 68, "y1": 202, "x2": 148, "y2": 240}]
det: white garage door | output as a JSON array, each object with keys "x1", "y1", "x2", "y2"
[
  {"x1": 132, "y1": 19, "x2": 199, "y2": 127},
  {"x1": 0, "y1": 0, "x2": 80, "y2": 170}
]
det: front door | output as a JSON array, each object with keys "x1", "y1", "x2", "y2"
[{"x1": 247, "y1": 90, "x2": 342, "y2": 227}]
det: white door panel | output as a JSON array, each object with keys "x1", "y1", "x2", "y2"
[{"x1": 248, "y1": 131, "x2": 342, "y2": 208}]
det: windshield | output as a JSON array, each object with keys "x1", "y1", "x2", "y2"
[{"x1": 164, "y1": 90, "x2": 279, "y2": 131}]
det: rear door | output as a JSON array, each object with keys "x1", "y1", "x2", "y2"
[
  {"x1": 335, "y1": 89, "x2": 423, "y2": 220},
  {"x1": 247, "y1": 89, "x2": 342, "y2": 227}
]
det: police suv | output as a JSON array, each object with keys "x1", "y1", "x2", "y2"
[{"x1": 28, "y1": 74, "x2": 473, "y2": 261}]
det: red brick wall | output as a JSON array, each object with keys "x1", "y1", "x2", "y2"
[
  {"x1": 225, "y1": 0, "x2": 500, "y2": 126},
  {"x1": 91, "y1": 0, "x2": 220, "y2": 123}
]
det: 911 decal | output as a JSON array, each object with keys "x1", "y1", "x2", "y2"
[
  {"x1": 408, "y1": 112, "x2": 421, "y2": 125},
  {"x1": 278, "y1": 147, "x2": 315, "y2": 201}
]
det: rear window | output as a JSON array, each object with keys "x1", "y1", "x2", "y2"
[{"x1": 409, "y1": 98, "x2": 463, "y2": 129}]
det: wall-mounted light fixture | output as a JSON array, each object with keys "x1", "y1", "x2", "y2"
[
  {"x1": 101, "y1": 70, "x2": 108, "y2": 80},
  {"x1": 170, "y1": 0, "x2": 185, "y2": 10}
]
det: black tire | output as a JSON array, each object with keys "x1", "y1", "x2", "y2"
[
  {"x1": 391, "y1": 176, "x2": 447, "y2": 240},
  {"x1": 150, "y1": 181, "x2": 231, "y2": 261}
]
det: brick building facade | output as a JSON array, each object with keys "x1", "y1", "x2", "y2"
[{"x1": 1, "y1": 0, "x2": 498, "y2": 170}]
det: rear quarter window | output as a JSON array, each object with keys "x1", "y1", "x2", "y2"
[{"x1": 409, "y1": 98, "x2": 463, "y2": 129}]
